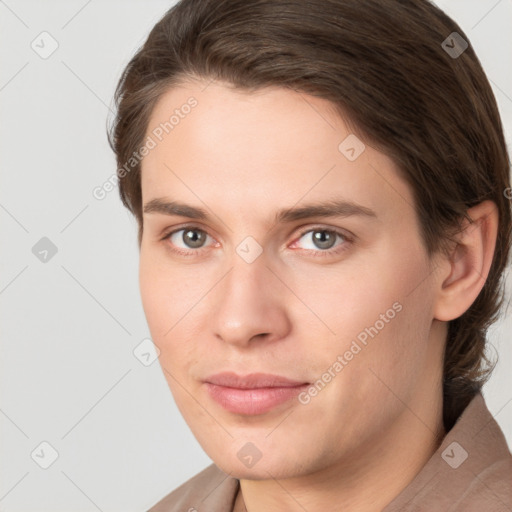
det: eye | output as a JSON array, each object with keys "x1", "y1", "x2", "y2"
[
  {"x1": 291, "y1": 227, "x2": 351, "y2": 256},
  {"x1": 161, "y1": 225, "x2": 352, "y2": 258},
  {"x1": 163, "y1": 227, "x2": 215, "y2": 254}
]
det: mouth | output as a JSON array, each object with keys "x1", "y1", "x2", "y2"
[{"x1": 203, "y1": 372, "x2": 310, "y2": 415}]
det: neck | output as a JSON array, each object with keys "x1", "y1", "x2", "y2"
[
  {"x1": 236, "y1": 362, "x2": 446, "y2": 512},
  {"x1": 238, "y1": 401, "x2": 445, "y2": 512}
]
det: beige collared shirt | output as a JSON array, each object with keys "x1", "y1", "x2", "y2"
[{"x1": 147, "y1": 392, "x2": 512, "y2": 511}]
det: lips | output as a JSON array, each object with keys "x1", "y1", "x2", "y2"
[{"x1": 203, "y1": 372, "x2": 310, "y2": 415}]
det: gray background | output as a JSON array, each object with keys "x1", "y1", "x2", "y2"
[{"x1": 1, "y1": 1, "x2": 511, "y2": 511}]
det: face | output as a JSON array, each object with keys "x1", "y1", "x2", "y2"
[{"x1": 139, "y1": 79, "x2": 445, "y2": 480}]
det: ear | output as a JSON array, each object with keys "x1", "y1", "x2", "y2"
[{"x1": 433, "y1": 200, "x2": 499, "y2": 322}]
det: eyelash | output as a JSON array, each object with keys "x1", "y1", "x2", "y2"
[{"x1": 160, "y1": 224, "x2": 354, "y2": 259}]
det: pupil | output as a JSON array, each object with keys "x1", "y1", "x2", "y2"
[
  {"x1": 313, "y1": 230, "x2": 335, "y2": 249},
  {"x1": 181, "y1": 230, "x2": 336, "y2": 250},
  {"x1": 184, "y1": 229, "x2": 205, "y2": 248}
]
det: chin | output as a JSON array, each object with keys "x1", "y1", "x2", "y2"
[
  {"x1": 214, "y1": 457, "x2": 291, "y2": 481},
  {"x1": 210, "y1": 442, "x2": 315, "y2": 479}
]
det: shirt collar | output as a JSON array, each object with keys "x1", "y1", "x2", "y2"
[{"x1": 229, "y1": 392, "x2": 511, "y2": 511}]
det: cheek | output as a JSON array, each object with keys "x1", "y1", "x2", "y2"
[
  {"x1": 292, "y1": 242, "x2": 434, "y2": 372},
  {"x1": 285, "y1": 256, "x2": 415, "y2": 340},
  {"x1": 139, "y1": 253, "x2": 208, "y2": 381},
  {"x1": 327, "y1": 257, "x2": 435, "y2": 406},
  {"x1": 139, "y1": 256, "x2": 167, "y2": 335},
  {"x1": 139, "y1": 250, "x2": 200, "y2": 335}
]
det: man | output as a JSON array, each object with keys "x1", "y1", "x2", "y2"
[{"x1": 108, "y1": 0, "x2": 512, "y2": 510}]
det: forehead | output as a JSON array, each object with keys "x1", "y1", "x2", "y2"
[
  {"x1": 140, "y1": 80, "x2": 416, "y2": 228},
  {"x1": 144, "y1": 79, "x2": 344, "y2": 156}
]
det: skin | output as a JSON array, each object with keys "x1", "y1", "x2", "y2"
[{"x1": 138, "y1": 78, "x2": 498, "y2": 512}]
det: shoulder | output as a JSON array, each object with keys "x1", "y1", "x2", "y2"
[
  {"x1": 449, "y1": 456, "x2": 512, "y2": 511},
  {"x1": 385, "y1": 392, "x2": 512, "y2": 511},
  {"x1": 146, "y1": 464, "x2": 239, "y2": 512},
  {"x1": 434, "y1": 393, "x2": 512, "y2": 510}
]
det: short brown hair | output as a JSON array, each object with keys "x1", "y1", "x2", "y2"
[{"x1": 108, "y1": 0, "x2": 512, "y2": 430}]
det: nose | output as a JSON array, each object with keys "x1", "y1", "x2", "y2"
[{"x1": 210, "y1": 256, "x2": 291, "y2": 349}]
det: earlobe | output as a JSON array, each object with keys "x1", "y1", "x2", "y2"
[{"x1": 433, "y1": 200, "x2": 499, "y2": 322}]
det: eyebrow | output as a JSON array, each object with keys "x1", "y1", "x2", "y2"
[{"x1": 143, "y1": 197, "x2": 377, "y2": 224}]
